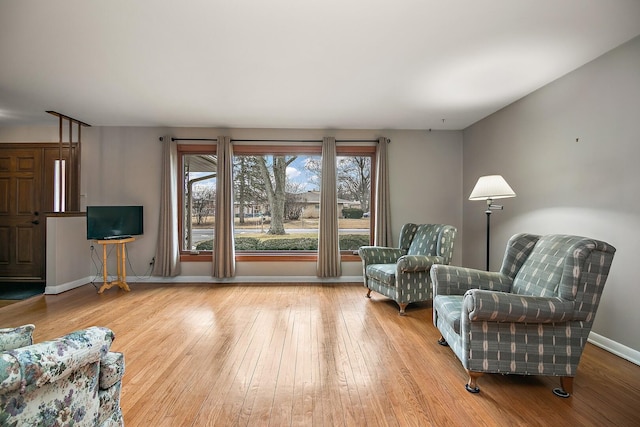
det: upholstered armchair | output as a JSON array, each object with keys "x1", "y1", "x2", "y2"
[
  {"x1": 431, "y1": 233, "x2": 616, "y2": 397},
  {"x1": 0, "y1": 325, "x2": 125, "y2": 426},
  {"x1": 359, "y1": 223, "x2": 457, "y2": 314}
]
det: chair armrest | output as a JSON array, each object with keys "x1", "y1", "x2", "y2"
[
  {"x1": 0, "y1": 326, "x2": 114, "y2": 394},
  {"x1": 358, "y1": 246, "x2": 406, "y2": 265},
  {"x1": 100, "y1": 351, "x2": 126, "y2": 389},
  {"x1": 464, "y1": 289, "x2": 574, "y2": 323},
  {"x1": 431, "y1": 264, "x2": 512, "y2": 296},
  {"x1": 397, "y1": 255, "x2": 444, "y2": 273},
  {"x1": 0, "y1": 324, "x2": 35, "y2": 351}
]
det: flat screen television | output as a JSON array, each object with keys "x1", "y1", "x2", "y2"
[{"x1": 86, "y1": 205, "x2": 144, "y2": 240}]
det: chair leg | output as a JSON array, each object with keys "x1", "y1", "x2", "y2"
[
  {"x1": 437, "y1": 336, "x2": 449, "y2": 346},
  {"x1": 398, "y1": 303, "x2": 408, "y2": 315},
  {"x1": 466, "y1": 370, "x2": 483, "y2": 393},
  {"x1": 365, "y1": 288, "x2": 372, "y2": 298},
  {"x1": 553, "y1": 376, "x2": 573, "y2": 398}
]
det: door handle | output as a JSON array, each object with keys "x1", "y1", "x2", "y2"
[{"x1": 31, "y1": 220, "x2": 40, "y2": 225}]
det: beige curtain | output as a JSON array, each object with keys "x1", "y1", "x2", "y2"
[
  {"x1": 374, "y1": 137, "x2": 392, "y2": 246},
  {"x1": 153, "y1": 136, "x2": 181, "y2": 277},
  {"x1": 317, "y1": 137, "x2": 341, "y2": 277},
  {"x1": 212, "y1": 136, "x2": 236, "y2": 278}
]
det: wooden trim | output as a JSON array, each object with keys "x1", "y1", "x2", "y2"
[
  {"x1": 0, "y1": 142, "x2": 78, "y2": 149},
  {"x1": 177, "y1": 144, "x2": 217, "y2": 153},
  {"x1": 336, "y1": 145, "x2": 376, "y2": 155},
  {"x1": 235, "y1": 253, "x2": 318, "y2": 262},
  {"x1": 233, "y1": 145, "x2": 322, "y2": 155},
  {"x1": 340, "y1": 253, "x2": 362, "y2": 262},
  {"x1": 180, "y1": 254, "x2": 212, "y2": 262},
  {"x1": 46, "y1": 110, "x2": 91, "y2": 127},
  {"x1": 181, "y1": 253, "x2": 318, "y2": 262},
  {"x1": 45, "y1": 211, "x2": 85, "y2": 217},
  {"x1": 180, "y1": 253, "x2": 362, "y2": 262}
]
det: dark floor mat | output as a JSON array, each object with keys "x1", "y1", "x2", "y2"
[{"x1": 0, "y1": 283, "x2": 45, "y2": 300}]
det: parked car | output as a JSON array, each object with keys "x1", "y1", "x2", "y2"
[{"x1": 363, "y1": 212, "x2": 370, "y2": 217}]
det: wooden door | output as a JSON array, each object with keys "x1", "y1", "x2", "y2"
[{"x1": 0, "y1": 147, "x2": 44, "y2": 281}]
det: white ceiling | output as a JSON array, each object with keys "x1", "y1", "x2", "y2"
[{"x1": 1, "y1": 0, "x2": 640, "y2": 130}]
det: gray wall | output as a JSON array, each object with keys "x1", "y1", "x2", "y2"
[
  {"x1": 463, "y1": 36, "x2": 640, "y2": 352},
  {"x1": 81, "y1": 127, "x2": 463, "y2": 277},
  {"x1": 0, "y1": 126, "x2": 463, "y2": 280}
]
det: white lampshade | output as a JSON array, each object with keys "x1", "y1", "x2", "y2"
[{"x1": 469, "y1": 175, "x2": 516, "y2": 200}]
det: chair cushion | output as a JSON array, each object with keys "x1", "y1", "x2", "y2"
[
  {"x1": 366, "y1": 264, "x2": 396, "y2": 286},
  {"x1": 512, "y1": 235, "x2": 581, "y2": 298},
  {"x1": 0, "y1": 324, "x2": 35, "y2": 351},
  {"x1": 407, "y1": 224, "x2": 439, "y2": 256},
  {"x1": 433, "y1": 295, "x2": 463, "y2": 334}
]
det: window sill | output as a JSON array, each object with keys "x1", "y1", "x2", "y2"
[
  {"x1": 180, "y1": 253, "x2": 362, "y2": 262},
  {"x1": 180, "y1": 253, "x2": 212, "y2": 262}
]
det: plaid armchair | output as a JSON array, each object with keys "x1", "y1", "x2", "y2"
[
  {"x1": 431, "y1": 233, "x2": 616, "y2": 397},
  {"x1": 359, "y1": 223, "x2": 457, "y2": 314},
  {"x1": 0, "y1": 325, "x2": 125, "y2": 426}
]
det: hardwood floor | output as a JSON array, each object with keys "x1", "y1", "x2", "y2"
[
  {"x1": 0, "y1": 299, "x2": 17, "y2": 308},
  {"x1": 1, "y1": 283, "x2": 639, "y2": 426}
]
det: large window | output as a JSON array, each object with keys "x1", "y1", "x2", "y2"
[
  {"x1": 178, "y1": 145, "x2": 217, "y2": 253},
  {"x1": 178, "y1": 142, "x2": 375, "y2": 259},
  {"x1": 233, "y1": 146, "x2": 322, "y2": 253},
  {"x1": 336, "y1": 148, "x2": 375, "y2": 253}
]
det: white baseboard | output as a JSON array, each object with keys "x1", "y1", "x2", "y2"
[
  {"x1": 128, "y1": 275, "x2": 364, "y2": 284},
  {"x1": 44, "y1": 275, "x2": 364, "y2": 294},
  {"x1": 588, "y1": 332, "x2": 640, "y2": 366},
  {"x1": 45, "y1": 276, "x2": 94, "y2": 295}
]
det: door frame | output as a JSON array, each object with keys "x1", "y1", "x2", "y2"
[{"x1": 0, "y1": 143, "x2": 79, "y2": 283}]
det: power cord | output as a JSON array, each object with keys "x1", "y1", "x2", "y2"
[
  {"x1": 89, "y1": 243, "x2": 117, "y2": 291},
  {"x1": 89, "y1": 242, "x2": 154, "y2": 292},
  {"x1": 124, "y1": 244, "x2": 155, "y2": 281}
]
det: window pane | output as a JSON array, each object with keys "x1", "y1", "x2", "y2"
[
  {"x1": 233, "y1": 154, "x2": 321, "y2": 251},
  {"x1": 337, "y1": 155, "x2": 371, "y2": 251},
  {"x1": 182, "y1": 153, "x2": 217, "y2": 251},
  {"x1": 54, "y1": 159, "x2": 66, "y2": 212}
]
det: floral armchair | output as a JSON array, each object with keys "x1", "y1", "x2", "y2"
[
  {"x1": 358, "y1": 223, "x2": 457, "y2": 314},
  {"x1": 431, "y1": 233, "x2": 616, "y2": 397},
  {"x1": 0, "y1": 325, "x2": 125, "y2": 426}
]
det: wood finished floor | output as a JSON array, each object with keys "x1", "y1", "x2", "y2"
[{"x1": 1, "y1": 283, "x2": 639, "y2": 426}]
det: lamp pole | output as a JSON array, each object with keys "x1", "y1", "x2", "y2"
[
  {"x1": 484, "y1": 199, "x2": 505, "y2": 270},
  {"x1": 485, "y1": 199, "x2": 492, "y2": 271}
]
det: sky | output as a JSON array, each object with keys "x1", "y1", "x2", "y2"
[{"x1": 286, "y1": 155, "x2": 320, "y2": 191}]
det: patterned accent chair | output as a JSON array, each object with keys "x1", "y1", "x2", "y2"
[
  {"x1": 431, "y1": 233, "x2": 616, "y2": 397},
  {"x1": 359, "y1": 223, "x2": 457, "y2": 315},
  {"x1": 0, "y1": 325, "x2": 125, "y2": 426}
]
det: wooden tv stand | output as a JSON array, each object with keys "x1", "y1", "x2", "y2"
[{"x1": 94, "y1": 237, "x2": 134, "y2": 294}]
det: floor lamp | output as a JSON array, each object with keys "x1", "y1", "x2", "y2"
[{"x1": 469, "y1": 175, "x2": 516, "y2": 271}]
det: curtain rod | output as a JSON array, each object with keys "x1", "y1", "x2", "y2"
[
  {"x1": 172, "y1": 137, "x2": 218, "y2": 142},
  {"x1": 231, "y1": 138, "x2": 384, "y2": 143},
  {"x1": 231, "y1": 138, "x2": 321, "y2": 143},
  {"x1": 159, "y1": 137, "x2": 388, "y2": 143}
]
